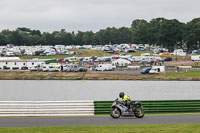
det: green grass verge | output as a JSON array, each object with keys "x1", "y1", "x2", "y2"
[
  {"x1": 155, "y1": 70, "x2": 200, "y2": 80},
  {"x1": 1, "y1": 70, "x2": 200, "y2": 80},
  {"x1": 0, "y1": 124, "x2": 200, "y2": 133}
]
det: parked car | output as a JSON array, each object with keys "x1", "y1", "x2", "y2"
[
  {"x1": 141, "y1": 67, "x2": 152, "y2": 74},
  {"x1": 138, "y1": 59, "x2": 154, "y2": 65},
  {"x1": 104, "y1": 57, "x2": 111, "y2": 62},
  {"x1": 39, "y1": 53, "x2": 47, "y2": 56},
  {"x1": 5, "y1": 51, "x2": 15, "y2": 56},
  {"x1": 78, "y1": 67, "x2": 87, "y2": 72},
  {"x1": 83, "y1": 57, "x2": 93, "y2": 62},
  {"x1": 164, "y1": 57, "x2": 172, "y2": 62},
  {"x1": 21, "y1": 66, "x2": 28, "y2": 70},
  {"x1": 191, "y1": 50, "x2": 200, "y2": 54}
]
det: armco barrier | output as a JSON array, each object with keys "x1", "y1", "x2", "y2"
[
  {"x1": 0, "y1": 101, "x2": 94, "y2": 116},
  {"x1": 94, "y1": 100, "x2": 200, "y2": 115}
]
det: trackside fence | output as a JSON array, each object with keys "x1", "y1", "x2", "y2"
[
  {"x1": 94, "y1": 100, "x2": 200, "y2": 115},
  {"x1": 0, "y1": 101, "x2": 94, "y2": 116}
]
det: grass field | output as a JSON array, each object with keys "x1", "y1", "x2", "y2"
[
  {"x1": 19, "y1": 49, "x2": 155, "y2": 59},
  {"x1": 0, "y1": 124, "x2": 199, "y2": 133},
  {"x1": 19, "y1": 49, "x2": 190, "y2": 64},
  {"x1": 20, "y1": 49, "x2": 112, "y2": 59},
  {"x1": 155, "y1": 70, "x2": 200, "y2": 80}
]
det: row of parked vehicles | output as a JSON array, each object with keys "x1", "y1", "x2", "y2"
[
  {"x1": 30, "y1": 63, "x2": 115, "y2": 72},
  {"x1": 30, "y1": 64, "x2": 87, "y2": 72},
  {"x1": 30, "y1": 63, "x2": 165, "y2": 73}
]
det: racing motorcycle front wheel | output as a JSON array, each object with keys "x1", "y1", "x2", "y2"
[{"x1": 110, "y1": 107, "x2": 121, "y2": 119}]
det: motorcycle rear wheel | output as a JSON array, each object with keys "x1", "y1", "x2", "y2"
[
  {"x1": 110, "y1": 108, "x2": 121, "y2": 119},
  {"x1": 134, "y1": 108, "x2": 144, "y2": 118}
]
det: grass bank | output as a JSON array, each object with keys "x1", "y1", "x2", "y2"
[
  {"x1": 0, "y1": 124, "x2": 200, "y2": 133},
  {"x1": 0, "y1": 70, "x2": 200, "y2": 80},
  {"x1": 20, "y1": 49, "x2": 112, "y2": 59},
  {"x1": 154, "y1": 70, "x2": 200, "y2": 80},
  {"x1": 19, "y1": 50, "x2": 154, "y2": 59}
]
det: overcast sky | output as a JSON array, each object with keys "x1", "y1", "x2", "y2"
[{"x1": 0, "y1": 0, "x2": 199, "y2": 32}]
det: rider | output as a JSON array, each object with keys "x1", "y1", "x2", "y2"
[{"x1": 119, "y1": 92, "x2": 132, "y2": 111}]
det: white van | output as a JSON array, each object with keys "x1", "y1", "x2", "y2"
[
  {"x1": 95, "y1": 64, "x2": 113, "y2": 71},
  {"x1": 149, "y1": 66, "x2": 165, "y2": 74},
  {"x1": 191, "y1": 55, "x2": 200, "y2": 61}
]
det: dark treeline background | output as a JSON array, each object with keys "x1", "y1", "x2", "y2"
[{"x1": 0, "y1": 17, "x2": 200, "y2": 51}]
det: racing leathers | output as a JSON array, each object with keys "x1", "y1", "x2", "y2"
[{"x1": 120, "y1": 94, "x2": 132, "y2": 111}]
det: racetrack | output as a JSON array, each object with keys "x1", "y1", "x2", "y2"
[{"x1": 0, "y1": 114, "x2": 200, "y2": 127}]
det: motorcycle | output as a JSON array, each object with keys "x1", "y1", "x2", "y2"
[{"x1": 110, "y1": 98, "x2": 145, "y2": 119}]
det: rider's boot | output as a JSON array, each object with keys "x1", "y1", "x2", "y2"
[{"x1": 128, "y1": 105, "x2": 133, "y2": 112}]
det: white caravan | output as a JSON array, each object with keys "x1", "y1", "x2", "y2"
[
  {"x1": 95, "y1": 64, "x2": 113, "y2": 71},
  {"x1": 191, "y1": 55, "x2": 200, "y2": 61}
]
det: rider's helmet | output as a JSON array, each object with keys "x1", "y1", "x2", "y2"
[{"x1": 119, "y1": 92, "x2": 125, "y2": 98}]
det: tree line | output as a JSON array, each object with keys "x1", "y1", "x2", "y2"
[{"x1": 0, "y1": 17, "x2": 200, "y2": 51}]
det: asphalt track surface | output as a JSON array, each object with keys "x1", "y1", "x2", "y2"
[{"x1": 0, "y1": 114, "x2": 200, "y2": 127}]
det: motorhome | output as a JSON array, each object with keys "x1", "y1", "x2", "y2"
[
  {"x1": 63, "y1": 64, "x2": 87, "y2": 72},
  {"x1": 149, "y1": 66, "x2": 165, "y2": 74},
  {"x1": 95, "y1": 64, "x2": 113, "y2": 71}
]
